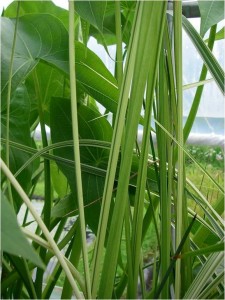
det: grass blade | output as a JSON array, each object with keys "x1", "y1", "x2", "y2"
[
  {"x1": 183, "y1": 24, "x2": 217, "y2": 143},
  {"x1": 98, "y1": 2, "x2": 166, "y2": 298},
  {"x1": 182, "y1": 15, "x2": 224, "y2": 95},
  {"x1": 0, "y1": 158, "x2": 83, "y2": 299},
  {"x1": 180, "y1": 241, "x2": 224, "y2": 259},
  {"x1": 183, "y1": 251, "x2": 224, "y2": 299},
  {"x1": 174, "y1": 1, "x2": 186, "y2": 297},
  {"x1": 154, "y1": 214, "x2": 197, "y2": 299},
  {"x1": 90, "y1": 2, "x2": 142, "y2": 296}
]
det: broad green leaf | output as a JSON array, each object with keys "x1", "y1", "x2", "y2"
[
  {"x1": 1, "y1": 15, "x2": 69, "y2": 102},
  {"x1": 89, "y1": 1, "x2": 135, "y2": 46},
  {"x1": 51, "y1": 194, "x2": 74, "y2": 218},
  {"x1": 75, "y1": 1, "x2": 107, "y2": 32},
  {"x1": 74, "y1": 41, "x2": 118, "y2": 113},
  {"x1": 4, "y1": 0, "x2": 69, "y2": 30},
  {"x1": 51, "y1": 161, "x2": 70, "y2": 198},
  {"x1": 1, "y1": 193, "x2": 45, "y2": 269},
  {"x1": 182, "y1": 15, "x2": 225, "y2": 95},
  {"x1": 1, "y1": 85, "x2": 38, "y2": 208},
  {"x1": 50, "y1": 97, "x2": 113, "y2": 233},
  {"x1": 198, "y1": 0, "x2": 224, "y2": 37},
  {"x1": 89, "y1": 13, "x2": 118, "y2": 46},
  {"x1": 1, "y1": 15, "x2": 119, "y2": 114},
  {"x1": 25, "y1": 62, "x2": 69, "y2": 127},
  {"x1": 50, "y1": 97, "x2": 112, "y2": 166}
]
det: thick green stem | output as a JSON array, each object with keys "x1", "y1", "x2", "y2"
[
  {"x1": 174, "y1": 1, "x2": 184, "y2": 298},
  {"x1": 68, "y1": 1, "x2": 91, "y2": 298},
  {"x1": 157, "y1": 47, "x2": 171, "y2": 299},
  {"x1": 115, "y1": 0, "x2": 123, "y2": 88},
  {"x1": 99, "y1": 2, "x2": 166, "y2": 298},
  {"x1": 90, "y1": 3, "x2": 142, "y2": 297}
]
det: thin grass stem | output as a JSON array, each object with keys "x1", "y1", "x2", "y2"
[
  {"x1": 0, "y1": 158, "x2": 83, "y2": 299},
  {"x1": 115, "y1": 0, "x2": 123, "y2": 88},
  {"x1": 91, "y1": 3, "x2": 142, "y2": 296},
  {"x1": 174, "y1": 1, "x2": 184, "y2": 297},
  {"x1": 68, "y1": 1, "x2": 91, "y2": 297}
]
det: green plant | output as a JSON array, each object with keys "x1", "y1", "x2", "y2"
[
  {"x1": 1, "y1": 1, "x2": 224, "y2": 299},
  {"x1": 187, "y1": 145, "x2": 224, "y2": 168}
]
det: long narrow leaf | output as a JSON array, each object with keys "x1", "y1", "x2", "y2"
[
  {"x1": 182, "y1": 15, "x2": 224, "y2": 94},
  {"x1": 90, "y1": 3, "x2": 142, "y2": 296},
  {"x1": 183, "y1": 251, "x2": 224, "y2": 299},
  {"x1": 99, "y1": 2, "x2": 166, "y2": 298},
  {"x1": 154, "y1": 214, "x2": 197, "y2": 299}
]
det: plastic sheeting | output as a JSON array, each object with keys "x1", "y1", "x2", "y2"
[{"x1": 137, "y1": 130, "x2": 225, "y2": 147}]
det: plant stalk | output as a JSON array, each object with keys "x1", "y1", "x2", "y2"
[
  {"x1": 0, "y1": 158, "x2": 83, "y2": 299},
  {"x1": 115, "y1": 0, "x2": 123, "y2": 88},
  {"x1": 90, "y1": 2, "x2": 142, "y2": 297},
  {"x1": 99, "y1": 2, "x2": 166, "y2": 297},
  {"x1": 68, "y1": 1, "x2": 91, "y2": 298},
  {"x1": 174, "y1": 1, "x2": 184, "y2": 297}
]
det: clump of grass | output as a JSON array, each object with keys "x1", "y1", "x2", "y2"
[
  {"x1": 186, "y1": 145, "x2": 224, "y2": 169},
  {"x1": 185, "y1": 145, "x2": 224, "y2": 216}
]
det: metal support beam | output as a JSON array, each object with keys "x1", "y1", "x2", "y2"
[{"x1": 168, "y1": 0, "x2": 200, "y2": 18}]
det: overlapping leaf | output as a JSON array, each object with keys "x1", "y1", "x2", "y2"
[
  {"x1": 1, "y1": 15, "x2": 69, "y2": 101},
  {"x1": 1, "y1": 193, "x2": 45, "y2": 268},
  {"x1": 89, "y1": 1, "x2": 135, "y2": 46},
  {"x1": 4, "y1": 0, "x2": 69, "y2": 29},
  {"x1": 182, "y1": 15, "x2": 225, "y2": 95},
  {"x1": 25, "y1": 62, "x2": 68, "y2": 127},
  {"x1": 1, "y1": 85, "x2": 38, "y2": 208},
  {"x1": 50, "y1": 97, "x2": 113, "y2": 233},
  {"x1": 198, "y1": 0, "x2": 224, "y2": 37},
  {"x1": 1, "y1": 14, "x2": 119, "y2": 114},
  {"x1": 75, "y1": 1, "x2": 107, "y2": 32}
]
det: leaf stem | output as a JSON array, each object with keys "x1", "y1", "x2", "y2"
[
  {"x1": 68, "y1": 1, "x2": 92, "y2": 298},
  {"x1": 115, "y1": 0, "x2": 123, "y2": 88},
  {"x1": 174, "y1": 1, "x2": 184, "y2": 298},
  {"x1": 91, "y1": 3, "x2": 142, "y2": 296},
  {"x1": 0, "y1": 158, "x2": 83, "y2": 299}
]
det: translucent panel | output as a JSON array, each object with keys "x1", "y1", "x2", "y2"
[{"x1": 183, "y1": 18, "x2": 224, "y2": 139}]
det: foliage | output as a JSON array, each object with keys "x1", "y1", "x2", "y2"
[
  {"x1": 186, "y1": 145, "x2": 224, "y2": 169},
  {"x1": 1, "y1": 0, "x2": 224, "y2": 299}
]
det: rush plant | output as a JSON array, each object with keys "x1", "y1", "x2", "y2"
[{"x1": 1, "y1": 1, "x2": 224, "y2": 299}]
